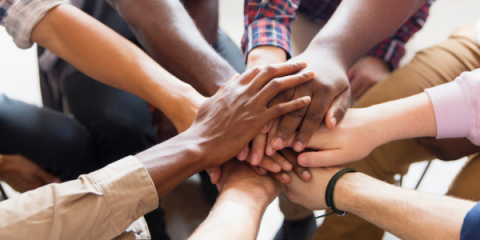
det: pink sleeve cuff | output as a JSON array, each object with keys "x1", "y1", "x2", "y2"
[{"x1": 425, "y1": 81, "x2": 472, "y2": 139}]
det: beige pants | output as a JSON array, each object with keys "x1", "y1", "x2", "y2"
[{"x1": 283, "y1": 15, "x2": 480, "y2": 239}]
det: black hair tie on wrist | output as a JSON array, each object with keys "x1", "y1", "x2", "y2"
[{"x1": 315, "y1": 168, "x2": 357, "y2": 219}]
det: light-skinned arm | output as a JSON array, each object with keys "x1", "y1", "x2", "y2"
[
  {"x1": 292, "y1": 93, "x2": 437, "y2": 167},
  {"x1": 189, "y1": 160, "x2": 280, "y2": 240},
  {"x1": 31, "y1": 4, "x2": 205, "y2": 133},
  {"x1": 283, "y1": 168, "x2": 475, "y2": 240}
]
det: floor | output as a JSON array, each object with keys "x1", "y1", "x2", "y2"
[{"x1": 1, "y1": 0, "x2": 480, "y2": 239}]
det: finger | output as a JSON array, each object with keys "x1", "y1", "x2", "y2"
[
  {"x1": 266, "y1": 118, "x2": 280, "y2": 156},
  {"x1": 236, "y1": 145, "x2": 249, "y2": 161},
  {"x1": 270, "y1": 152, "x2": 293, "y2": 171},
  {"x1": 325, "y1": 88, "x2": 351, "y2": 130},
  {"x1": 297, "y1": 150, "x2": 353, "y2": 167},
  {"x1": 207, "y1": 166, "x2": 222, "y2": 184},
  {"x1": 251, "y1": 133, "x2": 267, "y2": 165},
  {"x1": 258, "y1": 71, "x2": 315, "y2": 103},
  {"x1": 266, "y1": 96, "x2": 311, "y2": 124},
  {"x1": 36, "y1": 168, "x2": 60, "y2": 184},
  {"x1": 272, "y1": 171, "x2": 292, "y2": 184},
  {"x1": 291, "y1": 93, "x2": 329, "y2": 152},
  {"x1": 281, "y1": 149, "x2": 312, "y2": 182},
  {"x1": 250, "y1": 61, "x2": 307, "y2": 90},
  {"x1": 237, "y1": 67, "x2": 262, "y2": 85},
  {"x1": 252, "y1": 165, "x2": 268, "y2": 175},
  {"x1": 270, "y1": 87, "x2": 310, "y2": 151},
  {"x1": 260, "y1": 119, "x2": 276, "y2": 134},
  {"x1": 349, "y1": 76, "x2": 362, "y2": 99},
  {"x1": 267, "y1": 87, "x2": 296, "y2": 108},
  {"x1": 255, "y1": 157, "x2": 282, "y2": 173}
]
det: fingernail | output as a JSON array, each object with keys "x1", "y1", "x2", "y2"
[
  {"x1": 293, "y1": 141, "x2": 303, "y2": 152},
  {"x1": 283, "y1": 161, "x2": 293, "y2": 171},
  {"x1": 259, "y1": 167, "x2": 267, "y2": 174},
  {"x1": 272, "y1": 163, "x2": 282, "y2": 172},
  {"x1": 209, "y1": 172, "x2": 214, "y2": 179},
  {"x1": 305, "y1": 71, "x2": 314, "y2": 77},
  {"x1": 266, "y1": 145, "x2": 275, "y2": 156},
  {"x1": 273, "y1": 138, "x2": 284, "y2": 149},
  {"x1": 251, "y1": 153, "x2": 258, "y2": 165},
  {"x1": 303, "y1": 171, "x2": 311, "y2": 180},
  {"x1": 282, "y1": 173, "x2": 290, "y2": 181},
  {"x1": 298, "y1": 156, "x2": 307, "y2": 166},
  {"x1": 261, "y1": 124, "x2": 269, "y2": 132},
  {"x1": 331, "y1": 117, "x2": 337, "y2": 128}
]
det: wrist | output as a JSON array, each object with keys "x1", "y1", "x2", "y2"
[
  {"x1": 247, "y1": 46, "x2": 287, "y2": 68},
  {"x1": 333, "y1": 172, "x2": 365, "y2": 213},
  {"x1": 303, "y1": 43, "x2": 351, "y2": 71},
  {"x1": 219, "y1": 187, "x2": 271, "y2": 212}
]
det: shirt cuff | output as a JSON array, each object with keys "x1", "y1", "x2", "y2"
[
  {"x1": 3, "y1": 0, "x2": 69, "y2": 49},
  {"x1": 89, "y1": 156, "x2": 159, "y2": 233},
  {"x1": 425, "y1": 81, "x2": 472, "y2": 140},
  {"x1": 461, "y1": 202, "x2": 480, "y2": 240},
  {"x1": 242, "y1": 18, "x2": 291, "y2": 61}
]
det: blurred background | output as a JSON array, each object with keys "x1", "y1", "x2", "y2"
[{"x1": 1, "y1": 0, "x2": 480, "y2": 239}]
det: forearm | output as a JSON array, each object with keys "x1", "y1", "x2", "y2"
[
  {"x1": 365, "y1": 93, "x2": 437, "y2": 144},
  {"x1": 307, "y1": 0, "x2": 429, "y2": 69},
  {"x1": 108, "y1": 0, "x2": 236, "y2": 96},
  {"x1": 189, "y1": 188, "x2": 269, "y2": 240},
  {"x1": 183, "y1": 0, "x2": 219, "y2": 46},
  {"x1": 31, "y1": 4, "x2": 202, "y2": 132},
  {"x1": 135, "y1": 128, "x2": 207, "y2": 198},
  {"x1": 337, "y1": 173, "x2": 475, "y2": 240}
]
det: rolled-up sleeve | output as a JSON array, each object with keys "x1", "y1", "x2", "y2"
[
  {"x1": 2, "y1": 0, "x2": 69, "y2": 49},
  {"x1": 242, "y1": 0, "x2": 300, "y2": 60},
  {"x1": 0, "y1": 156, "x2": 159, "y2": 240},
  {"x1": 425, "y1": 69, "x2": 480, "y2": 146}
]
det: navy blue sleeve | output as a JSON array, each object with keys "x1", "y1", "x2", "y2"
[{"x1": 461, "y1": 201, "x2": 480, "y2": 240}]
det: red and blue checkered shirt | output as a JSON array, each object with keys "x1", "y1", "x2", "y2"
[{"x1": 242, "y1": 0, "x2": 434, "y2": 70}]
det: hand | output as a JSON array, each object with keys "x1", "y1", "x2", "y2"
[
  {"x1": 282, "y1": 166, "x2": 343, "y2": 210},
  {"x1": 271, "y1": 148, "x2": 312, "y2": 184},
  {"x1": 268, "y1": 50, "x2": 351, "y2": 154},
  {"x1": 237, "y1": 46, "x2": 288, "y2": 165},
  {"x1": 416, "y1": 137, "x2": 480, "y2": 161},
  {"x1": 293, "y1": 108, "x2": 385, "y2": 167},
  {"x1": 348, "y1": 56, "x2": 391, "y2": 100},
  {"x1": 0, "y1": 154, "x2": 60, "y2": 193},
  {"x1": 190, "y1": 61, "x2": 313, "y2": 168},
  {"x1": 216, "y1": 160, "x2": 281, "y2": 204}
]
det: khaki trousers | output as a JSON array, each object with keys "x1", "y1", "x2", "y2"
[{"x1": 286, "y1": 16, "x2": 480, "y2": 239}]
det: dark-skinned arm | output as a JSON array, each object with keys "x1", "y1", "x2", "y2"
[{"x1": 106, "y1": 0, "x2": 235, "y2": 96}]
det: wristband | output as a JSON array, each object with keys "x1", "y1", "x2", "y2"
[{"x1": 316, "y1": 168, "x2": 357, "y2": 219}]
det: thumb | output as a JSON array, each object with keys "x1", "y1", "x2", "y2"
[
  {"x1": 206, "y1": 167, "x2": 222, "y2": 184},
  {"x1": 297, "y1": 150, "x2": 351, "y2": 167},
  {"x1": 325, "y1": 89, "x2": 350, "y2": 130},
  {"x1": 36, "y1": 168, "x2": 60, "y2": 184}
]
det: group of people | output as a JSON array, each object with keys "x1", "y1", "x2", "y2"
[{"x1": 0, "y1": 0, "x2": 480, "y2": 239}]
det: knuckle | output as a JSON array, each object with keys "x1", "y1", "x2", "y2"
[
  {"x1": 277, "y1": 125, "x2": 292, "y2": 137},
  {"x1": 288, "y1": 107, "x2": 307, "y2": 119},
  {"x1": 306, "y1": 110, "x2": 324, "y2": 123},
  {"x1": 274, "y1": 105, "x2": 286, "y2": 116},
  {"x1": 269, "y1": 79, "x2": 282, "y2": 90},
  {"x1": 263, "y1": 65, "x2": 277, "y2": 75}
]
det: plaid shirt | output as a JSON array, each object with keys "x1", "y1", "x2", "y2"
[
  {"x1": 243, "y1": 0, "x2": 434, "y2": 70},
  {"x1": 0, "y1": 0, "x2": 67, "y2": 49}
]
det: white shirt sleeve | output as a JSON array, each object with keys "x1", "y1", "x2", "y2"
[{"x1": 3, "y1": 0, "x2": 70, "y2": 49}]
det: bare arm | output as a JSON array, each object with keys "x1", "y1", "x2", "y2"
[
  {"x1": 284, "y1": 168, "x2": 475, "y2": 240},
  {"x1": 31, "y1": 4, "x2": 204, "y2": 132},
  {"x1": 189, "y1": 161, "x2": 279, "y2": 240},
  {"x1": 296, "y1": 93, "x2": 437, "y2": 167},
  {"x1": 107, "y1": 0, "x2": 236, "y2": 96},
  {"x1": 338, "y1": 173, "x2": 475, "y2": 240}
]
